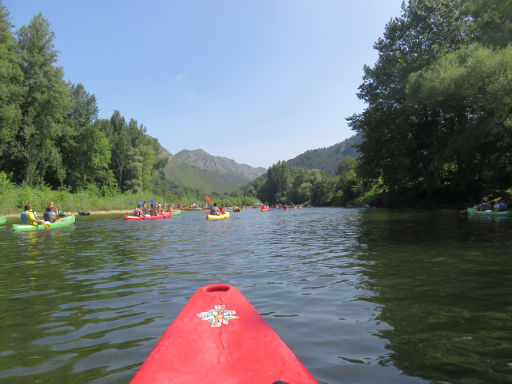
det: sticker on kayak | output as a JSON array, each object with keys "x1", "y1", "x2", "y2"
[{"x1": 197, "y1": 305, "x2": 239, "y2": 327}]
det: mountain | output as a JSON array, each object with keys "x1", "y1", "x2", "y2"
[
  {"x1": 287, "y1": 134, "x2": 360, "y2": 175},
  {"x1": 161, "y1": 149, "x2": 266, "y2": 193},
  {"x1": 175, "y1": 149, "x2": 266, "y2": 180}
]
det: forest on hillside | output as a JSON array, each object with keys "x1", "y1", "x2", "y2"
[{"x1": 251, "y1": 0, "x2": 512, "y2": 207}]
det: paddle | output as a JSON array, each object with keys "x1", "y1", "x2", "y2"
[{"x1": 459, "y1": 209, "x2": 467, "y2": 214}]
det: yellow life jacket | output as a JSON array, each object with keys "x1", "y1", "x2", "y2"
[{"x1": 27, "y1": 210, "x2": 38, "y2": 225}]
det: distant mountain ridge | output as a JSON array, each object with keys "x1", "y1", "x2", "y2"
[
  {"x1": 158, "y1": 135, "x2": 359, "y2": 193},
  {"x1": 160, "y1": 148, "x2": 266, "y2": 193},
  {"x1": 175, "y1": 149, "x2": 266, "y2": 180},
  {"x1": 287, "y1": 134, "x2": 360, "y2": 175}
]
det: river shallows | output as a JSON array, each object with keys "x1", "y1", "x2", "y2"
[{"x1": 0, "y1": 208, "x2": 511, "y2": 383}]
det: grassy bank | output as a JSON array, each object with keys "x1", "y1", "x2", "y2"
[
  {"x1": 0, "y1": 176, "x2": 260, "y2": 216},
  {"x1": 0, "y1": 184, "x2": 167, "y2": 216}
]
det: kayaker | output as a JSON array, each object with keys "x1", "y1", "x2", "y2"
[
  {"x1": 44, "y1": 207, "x2": 63, "y2": 223},
  {"x1": 24, "y1": 204, "x2": 47, "y2": 226},
  {"x1": 134, "y1": 204, "x2": 144, "y2": 217},
  {"x1": 48, "y1": 200, "x2": 59, "y2": 216},
  {"x1": 210, "y1": 203, "x2": 219, "y2": 215},
  {"x1": 218, "y1": 205, "x2": 226, "y2": 215},
  {"x1": 494, "y1": 199, "x2": 508, "y2": 212},
  {"x1": 142, "y1": 201, "x2": 148, "y2": 214}
]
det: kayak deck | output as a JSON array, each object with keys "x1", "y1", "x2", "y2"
[{"x1": 130, "y1": 284, "x2": 317, "y2": 383}]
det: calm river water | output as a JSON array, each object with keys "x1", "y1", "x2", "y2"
[{"x1": 0, "y1": 208, "x2": 511, "y2": 383}]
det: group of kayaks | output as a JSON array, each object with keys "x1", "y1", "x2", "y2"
[{"x1": 124, "y1": 210, "x2": 182, "y2": 221}]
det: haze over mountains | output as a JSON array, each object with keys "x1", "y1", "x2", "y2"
[{"x1": 161, "y1": 135, "x2": 359, "y2": 193}]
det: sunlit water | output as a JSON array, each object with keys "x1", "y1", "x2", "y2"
[{"x1": 0, "y1": 208, "x2": 511, "y2": 383}]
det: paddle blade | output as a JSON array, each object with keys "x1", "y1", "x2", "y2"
[
  {"x1": 205, "y1": 195, "x2": 212, "y2": 202},
  {"x1": 44, "y1": 223, "x2": 51, "y2": 230}
]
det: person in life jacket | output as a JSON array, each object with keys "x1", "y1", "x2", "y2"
[{"x1": 24, "y1": 203, "x2": 47, "y2": 226}]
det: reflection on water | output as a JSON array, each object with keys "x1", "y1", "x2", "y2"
[
  {"x1": 354, "y1": 210, "x2": 512, "y2": 384},
  {"x1": 0, "y1": 209, "x2": 511, "y2": 383}
]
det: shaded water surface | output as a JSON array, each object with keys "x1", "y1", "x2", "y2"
[{"x1": 0, "y1": 208, "x2": 511, "y2": 383}]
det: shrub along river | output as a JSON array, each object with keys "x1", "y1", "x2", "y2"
[{"x1": 0, "y1": 208, "x2": 511, "y2": 383}]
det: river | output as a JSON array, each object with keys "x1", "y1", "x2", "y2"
[{"x1": 0, "y1": 208, "x2": 511, "y2": 383}]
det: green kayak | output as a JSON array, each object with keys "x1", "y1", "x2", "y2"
[
  {"x1": 0, "y1": 216, "x2": 6, "y2": 226},
  {"x1": 12, "y1": 215, "x2": 76, "y2": 232},
  {"x1": 171, "y1": 210, "x2": 182, "y2": 216},
  {"x1": 467, "y1": 207, "x2": 511, "y2": 216}
]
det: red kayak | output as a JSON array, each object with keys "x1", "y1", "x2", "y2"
[
  {"x1": 130, "y1": 284, "x2": 318, "y2": 383},
  {"x1": 124, "y1": 212, "x2": 172, "y2": 221}
]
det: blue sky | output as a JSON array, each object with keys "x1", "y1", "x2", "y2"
[{"x1": 4, "y1": 0, "x2": 404, "y2": 168}]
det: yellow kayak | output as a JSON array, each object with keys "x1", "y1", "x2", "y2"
[{"x1": 207, "y1": 212, "x2": 230, "y2": 220}]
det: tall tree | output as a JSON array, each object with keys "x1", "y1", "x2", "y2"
[
  {"x1": 15, "y1": 13, "x2": 69, "y2": 186},
  {"x1": 108, "y1": 110, "x2": 130, "y2": 190},
  {"x1": 62, "y1": 83, "x2": 115, "y2": 191},
  {"x1": 0, "y1": 2, "x2": 23, "y2": 176},
  {"x1": 259, "y1": 161, "x2": 290, "y2": 203},
  {"x1": 348, "y1": 0, "x2": 473, "y2": 203}
]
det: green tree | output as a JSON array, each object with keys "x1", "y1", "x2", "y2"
[
  {"x1": 348, "y1": 0, "x2": 474, "y2": 204},
  {"x1": 61, "y1": 83, "x2": 111, "y2": 191},
  {"x1": 15, "y1": 13, "x2": 69, "y2": 187},
  {"x1": 259, "y1": 161, "x2": 291, "y2": 203},
  {"x1": 406, "y1": 44, "x2": 512, "y2": 199},
  {"x1": 0, "y1": 2, "x2": 23, "y2": 175},
  {"x1": 107, "y1": 110, "x2": 131, "y2": 190}
]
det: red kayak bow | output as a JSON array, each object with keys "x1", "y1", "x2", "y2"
[{"x1": 131, "y1": 284, "x2": 317, "y2": 383}]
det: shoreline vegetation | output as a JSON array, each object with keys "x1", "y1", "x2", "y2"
[{"x1": 0, "y1": 180, "x2": 259, "y2": 217}]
